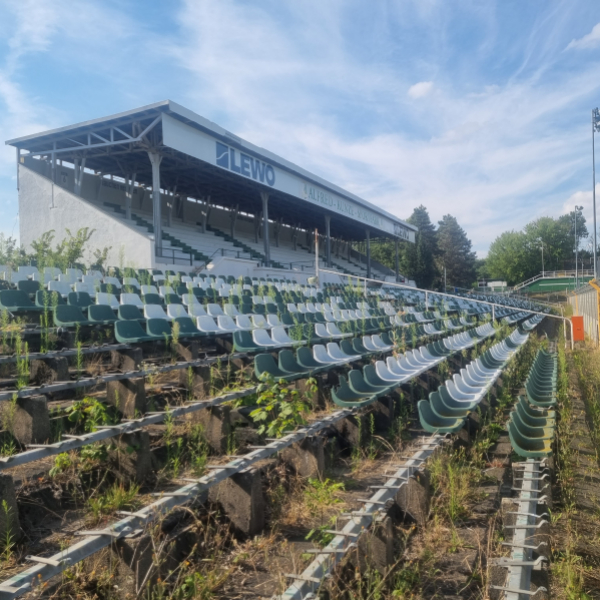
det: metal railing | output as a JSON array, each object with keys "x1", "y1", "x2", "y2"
[{"x1": 155, "y1": 248, "x2": 194, "y2": 266}]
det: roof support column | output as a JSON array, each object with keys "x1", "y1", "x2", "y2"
[
  {"x1": 325, "y1": 215, "x2": 332, "y2": 268},
  {"x1": 73, "y1": 157, "x2": 86, "y2": 196},
  {"x1": 148, "y1": 150, "x2": 163, "y2": 256},
  {"x1": 366, "y1": 229, "x2": 371, "y2": 279},
  {"x1": 125, "y1": 172, "x2": 136, "y2": 220},
  {"x1": 395, "y1": 238, "x2": 400, "y2": 282},
  {"x1": 261, "y1": 192, "x2": 270, "y2": 267}
]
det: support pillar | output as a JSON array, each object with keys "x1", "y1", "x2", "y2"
[
  {"x1": 366, "y1": 228, "x2": 371, "y2": 279},
  {"x1": 230, "y1": 205, "x2": 239, "y2": 239},
  {"x1": 125, "y1": 171, "x2": 136, "y2": 221},
  {"x1": 261, "y1": 192, "x2": 270, "y2": 267},
  {"x1": 325, "y1": 215, "x2": 332, "y2": 268},
  {"x1": 73, "y1": 156, "x2": 86, "y2": 196},
  {"x1": 395, "y1": 238, "x2": 400, "y2": 282},
  {"x1": 148, "y1": 151, "x2": 163, "y2": 257}
]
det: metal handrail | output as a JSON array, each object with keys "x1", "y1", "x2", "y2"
[{"x1": 155, "y1": 248, "x2": 193, "y2": 266}]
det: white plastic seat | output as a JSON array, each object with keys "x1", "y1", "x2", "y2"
[
  {"x1": 182, "y1": 294, "x2": 200, "y2": 307},
  {"x1": 158, "y1": 285, "x2": 174, "y2": 297},
  {"x1": 58, "y1": 273, "x2": 77, "y2": 284},
  {"x1": 120, "y1": 293, "x2": 144, "y2": 308},
  {"x1": 217, "y1": 315, "x2": 243, "y2": 333},
  {"x1": 252, "y1": 328, "x2": 280, "y2": 348},
  {"x1": 266, "y1": 314, "x2": 284, "y2": 328},
  {"x1": 271, "y1": 326, "x2": 299, "y2": 346},
  {"x1": 196, "y1": 316, "x2": 220, "y2": 334},
  {"x1": 187, "y1": 303, "x2": 208, "y2": 317},
  {"x1": 223, "y1": 304, "x2": 240, "y2": 318},
  {"x1": 167, "y1": 304, "x2": 189, "y2": 319},
  {"x1": 66, "y1": 268, "x2": 83, "y2": 281},
  {"x1": 143, "y1": 304, "x2": 170, "y2": 320},
  {"x1": 96, "y1": 292, "x2": 119, "y2": 309},
  {"x1": 18, "y1": 266, "x2": 39, "y2": 278},
  {"x1": 122, "y1": 277, "x2": 140, "y2": 288},
  {"x1": 314, "y1": 323, "x2": 331, "y2": 339},
  {"x1": 236, "y1": 315, "x2": 254, "y2": 330},
  {"x1": 74, "y1": 282, "x2": 96, "y2": 295},
  {"x1": 251, "y1": 315, "x2": 269, "y2": 329},
  {"x1": 326, "y1": 342, "x2": 357, "y2": 363},
  {"x1": 287, "y1": 303, "x2": 298, "y2": 314},
  {"x1": 48, "y1": 281, "x2": 73, "y2": 297},
  {"x1": 141, "y1": 285, "x2": 159, "y2": 296},
  {"x1": 103, "y1": 276, "x2": 122, "y2": 289},
  {"x1": 43, "y1": 267, "x2": 62, "y2": 281},
  {"x1": 207, "y1": 303, "x2": 224, "y2": 317},
  {"x1": 313, "y1": 344, "x2": 340, "y2": 364},
  {"x1": 326, "y1": 323, "x2": 351, "y2": 339}
]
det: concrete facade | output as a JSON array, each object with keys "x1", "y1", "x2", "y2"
[{"x1": 19, "y1": 165, "x2": 153, "y2": 269}]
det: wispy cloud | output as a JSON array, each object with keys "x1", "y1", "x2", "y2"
[
  {"x1": 407, "y1": 81, "x2": 434, "y2": 99},
  {"x1": 566, "y1": 22, "x2": 600, "y2": 50}
]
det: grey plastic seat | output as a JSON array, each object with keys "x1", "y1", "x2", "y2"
[
  {"x1": 120, "y1": 293, "x2": 144, "y2": 308},
  {"x1": 187, "y1": 303, "x2": 207, "y2": 317},
  {"x1": 96, "y1": 292, "x2": 119, "y2": 309},
  {"x1": 167, "y1": 304, "x2": 188, "y2": 319},
  {"x1": 144, "y1": 304, "x2": 170, "y2": 320}
]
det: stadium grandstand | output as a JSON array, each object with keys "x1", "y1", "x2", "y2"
[{"x1": 6, "y1": 100, "x2": 416, "y2": 285}]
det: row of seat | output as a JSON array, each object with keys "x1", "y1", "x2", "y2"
[
  {"x1": 417, "y1": 323, "x2": 534, "y2": 433},
  {"x1": 507, "y1": 349, "x2": 557, "y2": 458}
]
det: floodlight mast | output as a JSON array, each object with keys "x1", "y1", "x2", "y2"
[{"x1": 592, "y1": 108, "x2": 600, "y2": 280}]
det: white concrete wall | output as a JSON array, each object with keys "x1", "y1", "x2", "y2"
[{"x1": 19, "y1": 165, "x2": 153, "y2": 269}]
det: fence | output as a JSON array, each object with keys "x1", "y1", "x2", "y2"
[{"x1": 568, "y1": 283, "x2": 600, "y2": 345}]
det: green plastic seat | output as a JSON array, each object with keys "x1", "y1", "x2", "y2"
[
  {"x1": 115, "y1": 320, "x2": 153, "y2": 343},
  {"x1": 255, "y1": 353, "x2": 297, "y2": 381},
  {"x1": 17, "y1": 280, "x2": 41, "y2": 295},
  {"x1": 513, "y1": 401, "x2": 555, "y2": 429},
  {"x1": 164, "y1": 294, "x2": 183, "y2": 305},
  {"x1": 331, "y1": 375, "x2": 375, "y2": 407},
  {"x1": 68, "y1": 291, "x2": 93, "y2": 309},
  {"x1": 173, "y1": 316, "x2": 203, "y2": 338},
  {"x1": 431, "y1": 389, "x2": 474, "y2": 418},
  {"x1": 0, "y1": 290, "x2": 42, "y2": 312},
  {"x1": 348, "y1": 370, "x2": 388, "y2": 398},
  {"x1": 418, "y1": 400, "x2": 465, "y2": 434},
  {"x1": 88, "y1": 304, "x2": 118, "y2": 324},
  {"x1": 53, "y1": 305, "x2": 90, "y2": 327},
  {"x1": 363, "y1": 364, "x2": 396, "y2": 393},
  {"x1": 143, "y1": 293, "x2": 163, "y2": 305},
  {"x1": 510, "y1": 412, "x2": 554, "y2": 440},
  {"x1": 146, "y1": 318, "x2": 172, "y2": 339},
  {"x1": 516, "y1": 396, "x2": 555, "y2": 420},
  {"x1": 35, "y1": 290, "x2": 64, "y2": 307},
  {"x1": 507, "y1": 420, "x2": 552, "y2": 458},
  {"x1": 296, "y1": 346, "x2": 327, "y2": 373},
  {"x1": 118, "y1": 304, "x2": 145, "y2": 321},
  {"x1": 233, "y1": 330, "x2": 265, "y2": 353},
  {"x1": 340, "y1": 339, "x2": 361, "y2": 357},
  {"x1": 278, "y1": 350, "x2": 311, "y2": 376}
]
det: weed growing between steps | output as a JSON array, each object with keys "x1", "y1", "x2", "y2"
[{"x1": 551, "y1": 327, "x2": 600, "y2": 598}]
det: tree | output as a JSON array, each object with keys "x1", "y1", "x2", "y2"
[
  {"x1": 436, "y1": 215, "x2": 476, "y2": 288},
  {"x1": 486, "y1": 230, "x2": 531, "y2": 285},
  {"x1": 401, "y1": 205, "x2": 439, "y2": 288}
]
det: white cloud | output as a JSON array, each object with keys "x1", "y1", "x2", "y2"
[
  {"x1": 407, "y1": 81, "x2": 434, "y2": 99},
  {"x1": 566, "y1": 22, "x2": 600, "y2": 50}
]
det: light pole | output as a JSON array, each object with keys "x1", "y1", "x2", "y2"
[
  {"x1": 593, "y1": 108, "x2": 600, "y2": 280},
  {"x1": 575, "y1": 205, "x2": 584, "y2": 288},
  {"x1": 539, "y1": 239, "x2": 544, "y2": 276}
]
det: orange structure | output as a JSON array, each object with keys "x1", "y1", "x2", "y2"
[{"x1": 572, "y1": 316, "x2": 585, "y2": 342}]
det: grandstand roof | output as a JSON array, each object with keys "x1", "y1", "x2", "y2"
[{"x1": 6, "y1": 100, "x2": 416, "y2": 242}]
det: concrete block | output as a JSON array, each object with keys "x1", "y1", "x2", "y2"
[
  {"x1": 371, "y1": 398, "x2": 395, "y2": 434},
  {"x1": 194, "y1": 405, "x2": 232, "y2": 453},
  {"x1": 395, "y1": 469, "x2": 430, "y2": 525},
  {"x1": 106, "y1": 377, "x2": 146, "y2": 418},
  {"x1": 112, "y1": 533, "x2": 155, "y2": 595},
  {"x1": 107, "y1": 430, "x2": 153, "y2": 484},
  {"x1": 333, "y1": 413, "x2": 366, "y2": 448},
  {"x1": 180, "y1": 365, "x2": 212, "y2": 399},
  {"x1": 280, "y1": 436, "x2": 324, "y2": 478},
  {"x1": 174, "y1": 341, "x2": 199, "y2": 362},
  {"x1": 208, "y1": 468, "x2": 265, "y2": 536},
  {"x1": 111, "y1": 348, "x2": 143, "y2": 372},
  {"x1": 0, "y1": 474, "x2": 21, "y2": 543},
  {"x1": 30, "y1": 357, "x2": 69, "y2": 385},
  {"x1": 355, "y1": 516, "x2": 394, "y2": 574},
  {"x1": 1, "y1": 395, "x2": 50, "y2": 445}
]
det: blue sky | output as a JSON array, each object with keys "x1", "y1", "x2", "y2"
[{"x1": 2, "y1": 0, "x2": 600, "y2": 256}]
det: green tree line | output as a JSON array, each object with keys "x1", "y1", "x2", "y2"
[{"x1": 368, "y1": 206, "x2": 477, "y2": 290}]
